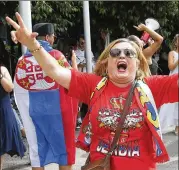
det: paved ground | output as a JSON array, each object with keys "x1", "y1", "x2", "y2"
[{"x1": 3, "y1": 131, "x2": 178, "y2": 170}]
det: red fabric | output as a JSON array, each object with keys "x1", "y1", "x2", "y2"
[
  {"x1": 111, "y1": 157, "x2": 156, "y2": 170},
  {"x1": 68, "y1": 71, "x2": 178, "y2": 107},
  {"x1": 145, "y1": 75, "x2": 179, "y2": 108},
  {"x1": 53, "y1": 52, "x2": 78, "y2": 164},
  {"x1": 68, "y1": 70, "x2": 178, "y2": 169},
  {"x1": 15, "y1": 50, "x2": 71, "y2": 91},
  {"x1": 47, "y1": 50, "x2": 78, "y2": 164},
  {"x1": 60, "y1": 86, "x2": 78, "y2": 164},
  {"x1": 16, "y1": 48, "x2": 78, "y2": 165}
]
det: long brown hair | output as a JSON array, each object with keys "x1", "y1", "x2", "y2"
[
  {"x1": 94, "y1": 38, "x2": 150, "y2": 79},
  {"x1": 171, "y1": 34, "x2": 179, "y2": 51}
]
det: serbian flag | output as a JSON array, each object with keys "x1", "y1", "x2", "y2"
[{"x1": 14, "y1": 42, "x2": 78, "y2": 167}]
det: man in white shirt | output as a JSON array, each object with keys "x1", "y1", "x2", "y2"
[
  {"x1": 74, "y1": 34, "x2": 95, "y2": 72},
  {"x1": 74, "y1": 35, "x2": 95, "y2": 129}
]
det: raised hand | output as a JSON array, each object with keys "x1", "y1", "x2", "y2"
[
  {"x1": 133, "y1": 23, "x2": 147, "y2": 32},
  {"x1": 6, "y1": 12, "x2": 39, "y2": 49},
  {"x1": 71, "y1": 50, "x2": 78, "y2": 70},
  {"x1": 71, "y1": 50, "x2": 76, "y2": 62}
]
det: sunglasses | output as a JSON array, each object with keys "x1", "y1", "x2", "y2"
[{"x1": 110, "y1": 48, "x2": 137, "y2": 58}]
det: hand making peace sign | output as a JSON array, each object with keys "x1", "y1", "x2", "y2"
[{"x1": 6, "y1": 12, "x2": 39, "y2": 50}]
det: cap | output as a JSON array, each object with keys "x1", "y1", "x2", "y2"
[{"x1": 32, "y1": 23, "x2": 54, "y2": 36}]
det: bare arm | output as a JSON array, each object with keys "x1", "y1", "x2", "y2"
[
  {"x1": 71, "y1": 50, "x2": 78, "y2": 70},
  {"x1": 168, "y1": 51, "x2": 179, "y2": 71},
  {"x1": 30, "y1": 45, "x2": 72, "y2": 89},
  {"x1": 134, "y1": 24, "x2": 163, "y2": 59},
  {"x1": 0, "y1": 66, "x2": 14, "y2": 92},
  {"x1": 6, "y1": 12, "x2": 72, "y2": 90}
]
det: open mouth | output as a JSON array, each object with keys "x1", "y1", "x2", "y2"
[{"x1": 117, "y1": 61, "x2": 127, "y2": 72}]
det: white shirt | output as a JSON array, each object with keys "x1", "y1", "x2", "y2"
[{"x1": 74, "y1": 48, "x2": 95, "y2": 72}]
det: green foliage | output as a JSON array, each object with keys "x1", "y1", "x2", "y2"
[
  {"x1": 90, "y1": 1, "x2": 179, "y2": 42},
  {"x1": 0, "y1": 1, "x2": 178, "y2": 43},
  {"x1": 31, "y1": 1, "x2": 82, "y2": 35},
  {"x1": 0, "y1": 1, "x2": 19, "y2": 21}
]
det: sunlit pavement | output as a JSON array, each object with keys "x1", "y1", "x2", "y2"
[{"x1": 3, "y1": 131, "x2": 178, "y2": 170}]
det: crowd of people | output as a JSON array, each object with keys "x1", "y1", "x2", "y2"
[{"x1": 0, "y1": 12, "x2": 178, "y2": 170}]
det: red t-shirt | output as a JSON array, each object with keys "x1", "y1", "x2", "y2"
[{"x1": 68, "y1": 70, "x2": 178, "y2": 170}]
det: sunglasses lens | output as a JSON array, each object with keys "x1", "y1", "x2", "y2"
[
  {"x1": 125, "y1": 49, "x2": 136, "y2": 58},
  {"x1": 110, "y1": 49, "x2": 120, "y2": 57},
  {"x1": 110, "y1": 48, "x2": 136, "y2": 58},
  {"x1": 124, "y1": 49, "x2": 131, "y2": 57}
]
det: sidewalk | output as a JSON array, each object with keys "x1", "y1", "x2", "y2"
[
  {"x1": 42, "y1": 149, "x2": 88, "y2": 170},
  {"x1": 3, "y1": 132, "x2": 178, "y2": 170},
  {"x1": 3, "y1": 147, "x2": 88, "y2": 170}
]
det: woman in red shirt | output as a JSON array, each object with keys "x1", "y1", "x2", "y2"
[{"x1": 6, "y1": 13, "x2": 178, "y2": 170}]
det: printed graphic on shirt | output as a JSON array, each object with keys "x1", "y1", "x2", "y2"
[
  {"x1": 96, "y1": 139, "x2": 140, "y2": 157},
  {"x1": 97, "y1": 95, "x2": 144, "y2": 131},
  {"x1": 83, "y1": 122, "x2": 93, "y2": 145},
  {"x1": 95, "y1": 95, "x2": 143, "y2": 157}
]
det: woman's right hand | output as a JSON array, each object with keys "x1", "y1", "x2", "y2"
[
  {"x1": 6, "y1": 12, "x2": 39, "y2": 50},
  {"x1": 133, "y1": 23, "x2": 147, "y2": 32}
]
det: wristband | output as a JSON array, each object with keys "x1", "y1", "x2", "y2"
[{"x1": 29, "y1": 45, "x2": 42, "y2": 54}]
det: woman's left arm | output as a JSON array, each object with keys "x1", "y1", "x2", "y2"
[
  {"x1": 0, "y1": 66, "x2": 14, "y2": 92},
  {"x1": 146, "y1": 74, "x2": 178, "y2": 108},
  {"x1": 134, "y1": 24, "x2": 163, "y2": 59}
]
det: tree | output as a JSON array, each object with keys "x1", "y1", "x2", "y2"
[
  {"x1": 0, "y1": 1, "x2": 82, "y2": 36},
  {"x1": 31, "y1": 1, "x2": 82, "y2": 36},
  {"x1": 0, "y1": 1, "x2": 178, "y2": 44},
  {"x1": 89, "y1": 1, "x2": 179, "y2": 42}
]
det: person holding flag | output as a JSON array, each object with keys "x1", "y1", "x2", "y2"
[{"x1": 13, "y1": 22, "x2": 78, "y2": 170}]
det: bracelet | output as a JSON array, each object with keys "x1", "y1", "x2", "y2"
[{"x1": 29, "y1": 45, "x2": 42, "y2": 54}]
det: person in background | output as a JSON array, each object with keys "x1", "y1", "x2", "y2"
[
  {"x1": 128, "y1": 23, "x2": 163, "y2": 75},
  {"x1": 74, "y1": 34, "x2": 95, "y2": 129},
  {"x1": 0, "y1": 39, "x2": 26, "y2": 170},
  {"x1": 13, "y1": 22, "x2": 78, "y2": 170},
  {"x1": 0, "y1": 39, "x2": 26, "y2": 138},
  {"x1": 157, "y1": 39, "x2": 170, "y2": 75},
  {"x1": 6, "y1": 13, "x2": 179, "y2": 170},
  {"x1": 13, "y1": 107, "x2": 26, "y2": 138},
  {"x1": 159, "y1": 34, "x2": 179, "y2": 135},
  {"x1": 10, "y1": 94, "x2": 26, "y2": 138},
  {"x1": 94, "y1": 29, "x2": 108, "y2": 61},
  {"x1": 74, "y1": 34, "x2": 95, "y2": 72}
]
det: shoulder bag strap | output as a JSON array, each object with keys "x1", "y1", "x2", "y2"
[{"x1": 107, "y1": 80, "x2": 137, "y2": 155}]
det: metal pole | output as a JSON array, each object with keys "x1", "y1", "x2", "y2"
[
  {"x1": 83, "y1": 1, "x2": 92, "y2": 73},
  {"x1": 105, "y1": 32, "x2": 110, "y2": 48},
  {"x1": 19, "y1": 1, "x2": 32, "y2": 55}
]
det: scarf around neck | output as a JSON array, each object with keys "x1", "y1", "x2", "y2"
[
  {"x1": 24, "y1": 40, "x2": 53, "y2": 57},
  {"x1": 135, "y1": 80, "x2": 169, "y2": 163}
]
